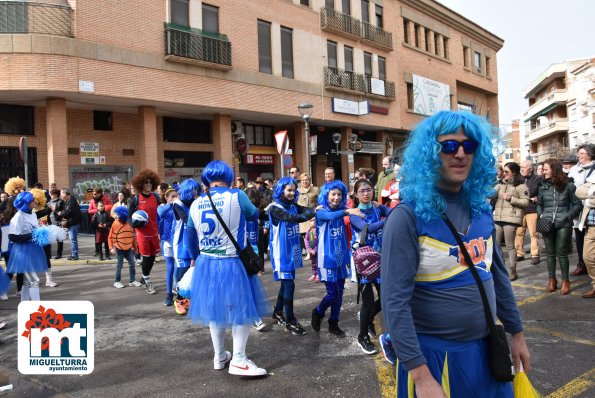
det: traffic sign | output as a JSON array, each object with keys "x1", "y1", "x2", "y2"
[{"x1": 275, "y1": 130, "x2": 289, "y2": 155}]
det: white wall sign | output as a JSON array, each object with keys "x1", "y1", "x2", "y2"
[
  {"x1": 370, "y1": 78, "x2": 385, "y2": 96},
  {"x1": 332, "y1": 98, "x2": 369, "y2": 116},
  {"x1": 78, "y1": 80, "x2": 95, "y2": 93},
  {"x1": 412, "y1": 75, "x2": 451, "y2": 116},
  {"x1": 80, "y1": 142, "x2": 99, "y2": 157}
]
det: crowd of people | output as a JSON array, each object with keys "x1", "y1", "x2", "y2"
[{"x1": 0, "y1": 110, "x2": 593, "y2": 393}]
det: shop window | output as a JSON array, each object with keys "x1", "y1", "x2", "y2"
[
  {"x1": 164, "y1": 150, "x2": 212, "y2": 168},
  {"x1": 258, "y1": 20, "x2": 272, "y2": 74},
  {"x1": 0, "y1": 104, "x2": 34, "y2": 135},
  {"x1": 171, "y1": 0, "x2": 189, "y2": 26},
  {"x1": 93, "y1": 111, "x2": 112, "y2": 131},
  {"x1": 244, "y1": 124, "x2": 274, "y2": 146},
  {"x1": 163, "y1": 117, "x2": 211, "y2": 143}
]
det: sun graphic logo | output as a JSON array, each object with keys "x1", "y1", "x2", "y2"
[{"x1": 18, "y1": 301, "x2": 94, "y2": 375}]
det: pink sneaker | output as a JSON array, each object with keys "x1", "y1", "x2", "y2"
[
  {"x1": 307, "y1": 275, "x2": 316, "y2": 282},
  {"x1": 314, "y1": 275, "x2": 320, "y2": 282}
]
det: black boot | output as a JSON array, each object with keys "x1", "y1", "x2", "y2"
[
  {"x1": 104, "y1": 243, "x2": 111, "y2": 260},
  {"x1": 94, "y1": 243, "x2": 101, "y2": 257},
  {"x1": 328, "y1": 320, "x2": 346, "y2": 338},
  {"x1": 311, "y1": 308, "x2": 323, "y2": 332},
  {"x1": 55, "y1": 241, "x2": 63, "y2": 259}
]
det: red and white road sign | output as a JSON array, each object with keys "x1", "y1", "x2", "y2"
[{"x1": 275, "y1": 130, "x2": 289, "y2": 155}]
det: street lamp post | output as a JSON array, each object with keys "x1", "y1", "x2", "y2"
[{"x1": 298, "y1": 102, "x2": 314, "y2": 177}]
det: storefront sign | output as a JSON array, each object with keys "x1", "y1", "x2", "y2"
[
  {"x1": 78, "y1": 80, "x2": 95, "y2": 93},
  {"x1": 412, "y1": 75, "x2": 451, "y2": 116},
  {"x1": 245, "y1": 154, "x2": 275, "y2": 165},
  {"x1": 369, "y1": 105, "x2": 389, "y2": 115},
  {"x1": 80, "y1": 142, "x2": 99, "y2": 157},
  {"x1": 331, "y1": 98, "x2": 369, "y2": 116},
  {"x1": 370, "y1": 78, "x2": 385, "y2": 96},
  {"x1": 359, "y1": 140, "x2": 385, "y2": 154}
]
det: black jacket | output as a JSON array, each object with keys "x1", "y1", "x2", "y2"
[
  {"x1": 91, "y1": 210, "x2": 113, "y2": 231},
  {"x1": 537, "y1": 180, "x2": 582, "y2": 229},
  {"x1": 523, "y1": 173, "x2": 543, "y2": 214},
  {"x1": 62, "y1": 196, "x2": 82, "y2": 226}
]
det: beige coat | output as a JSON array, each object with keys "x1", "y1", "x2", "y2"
[
  {"x1": 575, "y1": 176, "x2": 595, "y2": 231},
  {"x1": 297, "y1": 185, "x2": 319, "y2": 234},
  {"x1": 493, "y1": 181, "x2": 529, "y2": 225}
]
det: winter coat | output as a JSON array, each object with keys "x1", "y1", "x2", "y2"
[
  {"x1": 47, "y1": 198, "x2": 64, "y2": 225},
  {"x1": 575, "y1": 176, "x2": 595, "y2": 230},
  {"x1": 536, "y1": 179, "x2": 582, "y2": 230},
  {"x1": 62, "y1": 196, "x2": 82, "y2": 226},
  {"x1": 88, "y1": 194, "x2": 113, "y2": 217},
  {"x1": 493, "y1": 180, "x2": 529, "y2": 225},
  {"x1": 523, "y1": 173, "x2": 543, "y2": 214},
  {"x1": 375, "y1": 168, "x2": 395, "y2": 200}
]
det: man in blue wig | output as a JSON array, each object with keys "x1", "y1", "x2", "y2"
[{"x1": 381, "y1": 111, "x2": 531, "y2": 397}]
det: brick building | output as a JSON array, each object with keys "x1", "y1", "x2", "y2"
[{"x1": 0, "y1": 0, "x2": 502, "y2": 200}]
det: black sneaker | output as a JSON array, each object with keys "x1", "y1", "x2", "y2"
[
  {"x1": 311, "y1": 308, "x2": 323, "y2": 332},
  {"x1": 328, "y1": 320, "x2": 346, "y2": 338},
  {"x1": 285, "y1": 320, "x2": 307, "y2": 336},
  {"x1": 67, "y1": 256, "x2": 79, "y2": 261},
  {"x1": 530, "y1": 257, "x2": 540, "y2": 265},
  {"x1": 358, "y1": 335, "x2": 377, "y2": 355},
  {"x1": 272, "y1": 309, "x2": 286, "y2": 326},
  {"x1": 368, "y1": 323, "x2": 377, "y2": 338}
]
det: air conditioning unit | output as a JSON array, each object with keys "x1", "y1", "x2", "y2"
[{"x1": 231, "y1": 120, "x2": 243, "y2": 136}]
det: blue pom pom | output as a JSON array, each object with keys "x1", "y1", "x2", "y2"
[{"x1": 32, "y1": 227, "x2": 50, "y2": 247}]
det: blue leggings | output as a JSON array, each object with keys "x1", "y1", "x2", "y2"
[
  {"x1": 165, "y1": 256, "x2": 175, "y2": 294},
  {"x1": 274, "y1": 279, "x2": 296, "y2": 322},
  {"x1": 316, "y1": 279, "x2": 345, "y2": 321}
]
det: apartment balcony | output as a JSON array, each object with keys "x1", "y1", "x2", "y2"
[
  {"x1": 361, "y1": 21, "x2": 393, "y2": 51},
  {"x1": 324, "y1": 67, "x2": 395, "y2": 101},
  {"x1": 526, "y1": 118, "x2": 568, "y2": 142},
  {"x1": 164, "y1": 23, "x2": 232, "y2": 70},
  {"x1": 523, "y1": 89, "x2": 568, "y2": 121},
  {"x1": 320, "y1": 6, "x2": 361, "y2": 41},
  {"x1": 0, "y1": 1, "x2": 72, "y2": 37}
]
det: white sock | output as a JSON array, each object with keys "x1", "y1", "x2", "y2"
[
  {"x1": 231, "y1": 324, "x2": 251, "y2": 361},
  {"x1": 209, "y1": 323, "x2": 226, "y2": 360},
  {"x1": 20, "y1": 286, "x2": 31, "y2": 301},
  {"x1": 29, "y1": 287, "x2": 40, "y2": 301},
  {"x1": 143, "y1": 275, "x2": 151, "y2": 283}
]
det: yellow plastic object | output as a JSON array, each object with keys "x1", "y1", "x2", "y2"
[{"x1": 514, "y1": 371, "x2": 542, "y2": 398}]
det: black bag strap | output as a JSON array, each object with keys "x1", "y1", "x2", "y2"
[
  {"x1": 586, "y1": 162, "x2": 595, "y2": 179},
  {"x1": 441, "y1": 214, "x2": 497, "y2": 333},
  {"x1": 205, "y1": 189, "x2": 243, "y2": 255},
  {"x1": 358, "y1": 224, "x2": 369, "y2": 247}
]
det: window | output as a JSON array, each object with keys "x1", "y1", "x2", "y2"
[
  {"x1": 434, "y1": 33, "x2": 440, "y2": 55},
  {"x1": 473, "y1": 51, "x2": 481, "y2": 70},
  {"x1": 342, "y1": 0, "x2": 350, "y2": 15},
  {"x1": 327, "y1": 40, "x2": 337, "y2": 67},
  {"x1": 257, "y1": 20, "x2": 272, "y2": 74},
  {"x1": 163, "y1": 117, "x2": 211, "y2": 143},
  {"x1": 361, "y1": 0, "x2": 369, "y2": 23},
  {"x1": 406, "y1": 83, "x2": 414, "y2": 110},
  {"x1": 244, "y1": 124, "x2": 274, "y2": 146},
  {"x1": 325, "y1": 0, "x2": 334, "y2": 8},
  {"x1": 0, "y1": 104, "x2": 34, "y2": 135},
  {"x1": 443, "y1": 37, "x2": 449, "y2": 59},
  {"x1": 164, "y1": 151, "x2": 212, "y2": 168},
  {"x1": 463, "y1": 45, "x2": 469, "y2": 67},
  {"x1": 414, "y1": 24, "x2": 420, "y2": 48},
  {"x1": 202, "y1": 3, "x2": 219, "y2": 33},
  {"x1": 375, "y1": 5, "x2": 383, "y2": 28},
  {"x1": 93, "y1": 111, "x2": 112, "y2": 131},
  {"x1": 171, "y1": 0, "x2": 189, "y2": 26},
  {"x1": 403, "y1": 19, "x2": 410, "y2": 44},
  {"x1": 344, "y1": 46, "x2": 353, "y2": 71},
  {"x1": 424, "y1": 29, "x2": 430, "y2": 52},
  {"x1": 300, "y1": 0, "x2": 310, "y2": 6},
  {"x1": 364, "y1": 52, "x2": 372, "y2": 76},
  {"x1": 281, "y1": 26, "x2": 294, "y2": 78},
  {"x1": 486, "y1": 56, "x2": 491, "y2": 77},
  {"x1": 378, "y1": 56, "x2": 386, "y2": 80},
  {"x1": 458, "y1": 102, "x2": 474, "y2": 113},
  {"x1": 0, "y1": 3, "x2": 27, "y2": 33}
]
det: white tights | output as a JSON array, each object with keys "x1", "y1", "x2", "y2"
[
  {"x1": 209, "y1": 323, "x2": 252, "y2": 361},
  {"x1": 22, "y1": 272, "x2": 40, "y2": 301}
]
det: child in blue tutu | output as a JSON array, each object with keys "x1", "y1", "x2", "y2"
[
  {"x1": 186, "y1": 160, "x2": 269, "y2": 377},
  {"x1": 7, "y1": 191, "x2": 48, "y2": 301}
]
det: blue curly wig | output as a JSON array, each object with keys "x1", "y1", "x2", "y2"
[
  {"x1": 178, "y1": 178, "x2": 201, "y2": 205},
  {"x1": 14, "y1": 191, "x2": 35, "y2": 212},
  {"x1": 399, "y1": 110, "x2": 496, "y2": 222},
  {"x1": 273, "y1": 177, "x2": 299, "y2": 203},
  {"x1": 201, "y1": 160, "x2": 234, "y2": 187},
  {"x1": 318, "y1": 180, "x2": 348, "y2": 210},
  {"x1": 113, "y1": 206, "x2": 129, "y2": 223}
]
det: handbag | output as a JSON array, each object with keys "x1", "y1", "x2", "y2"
[
  {"x1": 442, "y1": 215, "x2": 515, "y2": 382},
  {"x1": 205, "y1": 190, "x2": 263, "y2": 276},
  {"x1": 537, "y1": 191, "x2": 557, "y2": 234},
  {"x1": 352, "y1": 224, "x2": 381, "y2": 281}
]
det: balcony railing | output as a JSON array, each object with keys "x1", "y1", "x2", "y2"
[
  {"x1": 361, "y1": 21, "x2": 393, "y2": 50},
  {"x1": 0, "y1": 1, "x2": 72, "y2": 37},
  {"x1": 320, "y1": 6, "x2": 361, "y2": 40},
  {"x1": 526, "y1": 119, "x2": 568, "y2": 142},
  {"x1": 523, "y1": 89, "x2": 568, "y2": 121},
  {"x1": 164, "y1": 23, "x2": 232, "y2": 69},
  {"x1": 324, "y1": 67, "x2": 395, "y2": 101}
]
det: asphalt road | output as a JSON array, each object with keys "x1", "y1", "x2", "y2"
[{"x1": 0, "y1": 234, "x2": 594, "y2": 398}]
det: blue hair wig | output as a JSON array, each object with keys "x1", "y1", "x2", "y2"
[
  {"x1": 113, "y1": 206, "x2": 129, "y2": 223},
  {"x1": 399, "y1": 110, "x2": 496, "y2": 222},
  {"x1": 317, "y1": 180, "x2": 348, "y2": 210},
  {"x1": 178, "y1": 178, "x2": 201, "y2": 203},
  {"x1": 201, "y1": 160, "x2": 234, "y2": 187},
  {"x1": 273, "y1": 177, "x2": 299, "y2": 203},
  {"x1": 14, "y1": 191, "x2": 35, "y2": 212}
]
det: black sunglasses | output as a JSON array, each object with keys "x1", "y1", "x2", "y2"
[{"x1": 439, "y1": 139, "x2": 478, "y2": 155}]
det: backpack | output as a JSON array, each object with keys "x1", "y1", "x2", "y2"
[{"x1": 352, "y1": 224, "x2": 381, "y2": 281}]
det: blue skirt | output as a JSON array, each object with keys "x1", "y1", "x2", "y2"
[
  {"x1": 396, "y1": 334, "x2": 513, "y2": 398},
  {"x1": 187, "y1": 255, "x2": 268, "y2": 327},
  {"x1": 7, "y1": 242, "x2": 48, "y2": 274},
  {"x1": 0, "y1": 265, "x2": 9, "y2": 294}
]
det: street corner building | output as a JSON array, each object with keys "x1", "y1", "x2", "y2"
[{"x1": 0, "y1": 0, "x2": 502, "y2": 201}]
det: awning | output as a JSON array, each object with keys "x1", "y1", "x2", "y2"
[{"x1": 523, "y1": 102, "x2": 559, "y2": 122}]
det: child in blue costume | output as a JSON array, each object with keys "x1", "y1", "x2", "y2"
[
  {"x1": 350, "y1": 178, "x2": 391, "y2": 354},
  {"x1": 7, "y1": 191, "x2": 48, "y2": 301},
  {"x1": 268, "y1": 177, "x2": 316, "y2": 336},
  {"x1": 171, "y1": 178, "x2": 201, "y2": 315},
  {"x1": 157, "y1": 187, "x2": 178, "y2": 306},
  {"x1": 311, "y1": 180, "x2": 365, "y2": 337},
  {"x1": 185, "y1": 160, "x2": 268, "y2": 377}
]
